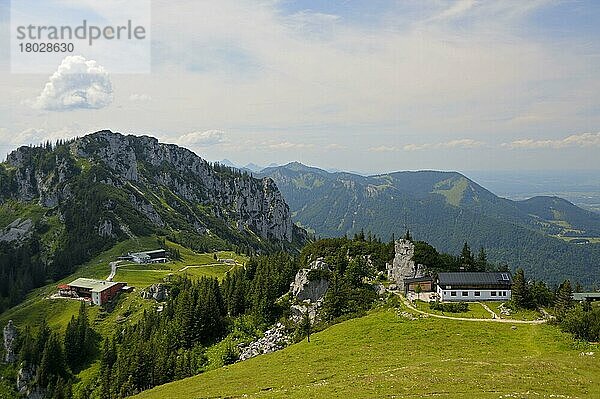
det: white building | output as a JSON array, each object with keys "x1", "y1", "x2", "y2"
[
  {"x1": 130, "y1": 249, "x2": 168, "y2": 264},
  {"x1": 436, "y1": 272, "x2": 512, "y2": 302}
]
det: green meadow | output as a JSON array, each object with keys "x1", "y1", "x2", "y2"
[
  {"x1": 0, "y1": 237, "x2": 247, "y2": 333},
  {"x1": 134, "y1": 306, "x2": 599, "y2": 399}
]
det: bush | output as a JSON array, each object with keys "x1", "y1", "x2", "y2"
[
  {"x1": 221, "y1": 341, "x2": 239, "y2": 366},
  {"x1": 559, "y1": 303, "x2": 600, "y2": 342},
  {"x1": 307, "y1": 269, "x2": 331, "y2": 282},
  {"x1": 430, "y1": 301, "x2": 468, "y2": 313}
]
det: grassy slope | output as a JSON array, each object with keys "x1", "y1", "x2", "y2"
[
  {"x1": 134, "y1": 308, "x2": 599, "y2": 399},
  {"x1": 0, "y1": 237, "x2": 246, "y2": 331},
  {"x1": 0, "y1": 237, "x2": 248, "y2": 396}
]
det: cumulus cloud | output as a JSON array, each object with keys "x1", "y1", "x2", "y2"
[
  {"x1": 370, "y1": 138, "x2": 484, "y2": 152},
  {"x1": 32, "y1": 56, "x2": 113, "y2": 111},
  {"x1": 502, "y1": 132, "x2": 600, "y2": 149},
  {"x1": 177, "y1": 130, "x2": 226, "y2": 147}
]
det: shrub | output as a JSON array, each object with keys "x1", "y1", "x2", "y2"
[{"x1": 430, "y1": 301, "x2": 468, "y2": 313}]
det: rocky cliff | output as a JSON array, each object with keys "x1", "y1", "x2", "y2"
[
  {"x1": 3, "y1": 131, "x2": 300, "y2": 244},
  {"x1": 0, "y1": 131, "x2": 306, "y2": 312}
]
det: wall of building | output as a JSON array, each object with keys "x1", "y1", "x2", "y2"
[
  {"x1": 92, "y1": 291, "x2": 101, "y2": 306},
  {"x1": 407, "y1": 281, "x2": 433, "y2": 292},
  {"x1": 436, "y1": 286, "x2": 511, "y2": 302}
]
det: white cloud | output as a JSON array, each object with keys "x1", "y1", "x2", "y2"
[
  {"x1": 369, "y1": 145, "x2": 398, "y2": 153},
  {"x1": 129, "y1": 93, "x2": 152, "y2": 102},
  {"x1": 427, "y1": 0, "x2": 477, "y2": 22},
  {"x1": 31, "y1": 56, "x2": 113, "y2": 111},
  {"x1": 267, "y1": 142, "x2": 315, "y2": 150},
  {"x1": 502, "y1": 132, "x2": 600, "y2": 149},
  {"x1": 176, "y1": 130, "x2": 226, "y2": 147},
  {"x1": 370, "y1": 138, "x2": 484, "y2": 152}
]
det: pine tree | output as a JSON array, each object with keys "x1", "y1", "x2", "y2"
[
  {"x1": 299, "y1": 308, "x2": 312, "y2": 343},
  {"x1": 37, "y1": 333, "x2": 68, "y2": 388},
  {"x1": 476, "y1": 247, "x2": 487, "y2": 271},
  {"x1": 460, "y1": 242, "x2": 474, "y2": 271},
  {"x1": 511, "y1": 268, "x2": 531, "y2": 309},
  {"x1": 64, "y1": 316, "x2": 78, "y2": 370},
  {"x1": 555, "y1": 280, "x2": 574, "y2": 320}
]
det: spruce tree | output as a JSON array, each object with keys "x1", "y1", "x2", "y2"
[
  {"x1": 37, "y1": 333, "x2": 67, "y2": 389},
  {"x1": 299, "y1": 308, "x2": 312, "y2": 343},
  {"x1": 511, "y1": 268, "x2": 531, "y2": 309},
  {"x1": 555, "y1": 280, "x2": 574, "y2": 319},
  {"x1": 476, "y1": 247, "x2": 487, "y2": 271},
  {"x1": 460, "y1": 242, "x2": 474, "y2": 271}
]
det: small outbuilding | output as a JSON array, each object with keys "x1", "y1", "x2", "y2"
[{"x1": 403, "y1": 276, "x2": 434, "y2": 295}]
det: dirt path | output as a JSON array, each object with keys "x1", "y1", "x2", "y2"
[
  {"x1": 107, "y1": 261, "x2": 123, "y2": 281},
  {"x1": 397, "y1": 294, "x2": 546, "y2": 324},
  {"x1": 478, "y1": 302, "x2": 499, "y2": 319},
  {"x1": 178, "y1": 262, "x2": 242, "y2": 272}
]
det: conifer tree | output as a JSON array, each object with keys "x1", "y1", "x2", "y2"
[
  {"x1": 38, "y1": 333, "x2": 68, "y2": 389},
  {"x1": 511, "y1": 268, "x2": 531, "y2": 309},
  {"x1": 555, "y1": 280, "x2": 574, "y2": 319},
  {"x1": 476, "y1": 247, "x2": 487, "y2": 271},
  {"x1": 299, "y1": 308, "x2": 312, "y2": 343},
  {"x1": 460, "y1": 242, "x2": 474, "y2": 271}
]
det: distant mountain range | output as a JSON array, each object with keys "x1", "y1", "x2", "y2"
[{"x1": 256, "y1": 162, "x2": 600, "y2": 286}]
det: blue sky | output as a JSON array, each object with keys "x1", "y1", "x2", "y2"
[{"x1": 0, "y1": 0, "x2": 599, "y2": 173}]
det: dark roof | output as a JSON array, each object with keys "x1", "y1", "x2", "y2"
[{"x1": 437, "y1": 272, "x2": 512, "y2": 286}]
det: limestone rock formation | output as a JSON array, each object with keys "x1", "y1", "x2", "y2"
[
  {"x1": 289, "y1": 258, "x2": 330, "y2": 302},
  {"x1": 17, "y1": 363, "x2": 44, "y2": 398},
  {"x1": 3, "y1": 130, "x2": 305, "y2": 245},
  {"x1": 290, "y1": 301, "x2": 320, "y2": 323},
  {"x1": 3, "y1": 320, "x2": 17, "y2": 363},
  {"x1": 386, "y1": 239, "x2": 426, "y2": 291},
  {"x1": 141, "y1": 284, "x2": 169, "y2": 302},
  {"x1": 238, "y1": 323, "x2": 290, "y2": 361},
  {"x1": 72, "y1": 131, "x2": 298, "y2": 243},
  {"x1": 0, "y1": 218, "x2": 33, "y2": 243}
]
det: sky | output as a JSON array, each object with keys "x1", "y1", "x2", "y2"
[{"x1": 0, "y1": 0, "x2": 599, "y2": 174}]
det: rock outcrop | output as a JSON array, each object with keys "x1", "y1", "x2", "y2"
[
  {"x1": 72, "y1": 131, "x2": 298, "y2": 243},
  {"x1": 386, "y1": 239, "x2": 426, "y2": 291},
  {"x1": 238, "y1": 323, "x2": 290, "y2": 361},
  {"x1": 141, "y1": 284, "x2": 169, "y2": 301},
  {"x1": 3, "y1": 130, "x2": 306, "y2": 248},
  {"x1": 3, "y1": 320, "x2": 17, "y2": 363},
  {"x1": 288, "y1": 258, "x2": 331, "y2": 322},
  {"x1": 290, "y1": 258, "x2": 330, "y2": 302},
  {"x1": 0, "y1": 218, "x2": 34, "y2": 243},
  {"x1": 17, "y1": 363, "x2": 44, "y2": 399}
]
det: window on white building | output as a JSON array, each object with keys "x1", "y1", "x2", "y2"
[
  {"x1": 451, "y1": 291, "x2": 457, "y2": 296},
  {"x1": 462, "y1": 291, "x2": 468, "y2": 296},
  {"x1": 491, "y1": 291, "x2": 496, "y2": 297},
  {"x1": 474, "y1": 291, "x2": 480, "y2": 296}
]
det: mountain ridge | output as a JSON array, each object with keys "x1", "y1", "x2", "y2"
[
  {"x1": 256, "y1": 162, "x2": 600, "y2": 286},
  {"x1": 0, "y1": 131, "x2": 306, "y2": 311}
]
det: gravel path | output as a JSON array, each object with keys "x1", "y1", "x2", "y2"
[{"x1": 397, "y1": 294, "x2": 546, "y2": 324}]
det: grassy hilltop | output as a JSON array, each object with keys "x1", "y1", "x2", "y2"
[{"x1": 134, "y1": 306, "x2": 599, "y2": 399}]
